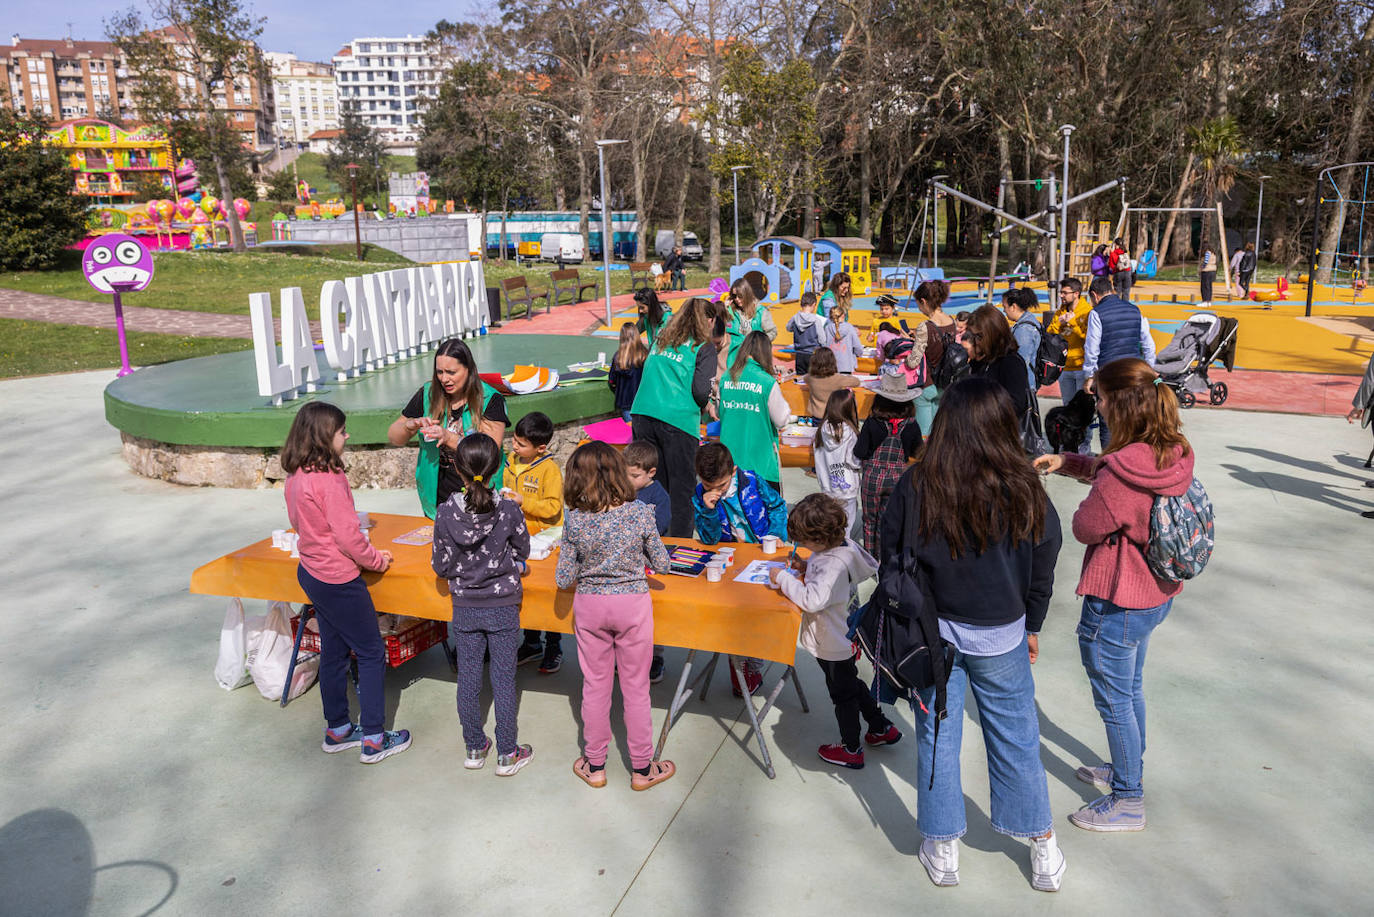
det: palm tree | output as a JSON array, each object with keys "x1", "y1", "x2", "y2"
[{"x1": 1188, "y1": 116, "x2": 1245, "y2": 261}]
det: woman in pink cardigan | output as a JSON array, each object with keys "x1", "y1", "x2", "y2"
[{"x1": 1035, "y1": 358, "x2": 1193, "y2": 833}]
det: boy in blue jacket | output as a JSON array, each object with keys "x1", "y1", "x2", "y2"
[{"x1": 692, "y1": 443, "x2": 788, "y2": 545}]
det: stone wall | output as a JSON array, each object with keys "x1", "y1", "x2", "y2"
[
  {"x1": 283, "y1": 216, "x2": 469, "y2": 263},
  {"x1": 119, "y1": 415, "x2": 606, "y2": 489}
]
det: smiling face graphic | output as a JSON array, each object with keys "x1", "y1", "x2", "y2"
[{"x1": 82, "y1": 233, "x2": 155, "y2": 294}]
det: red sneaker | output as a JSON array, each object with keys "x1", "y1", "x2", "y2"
[
  {"x1": 818, "y1": 743, "x2": 865, "y2": 769},
  {"x1": 865, "y1": 724, "x2": 903, "y2": 747},
  {"x1": 730, "y1": 664, "x2": 762, "y2": 697}
]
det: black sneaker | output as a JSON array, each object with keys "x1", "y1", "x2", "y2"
[
  {"x1": 538, "y1": 648, "x2": 564, "y2": 674},
  {"x1": 649, "y1": 655, "x2": 665, "y2": 684},
  {"x1": 516, "y1": 643, "x2": 543, "y2": 666}
]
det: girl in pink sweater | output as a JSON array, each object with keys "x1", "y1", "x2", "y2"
[
  {"x1": 1035, "y1": 358, "x2": 1194, "y2": 832},
  {"x1": 283, "y1": 402, "x2": 409, "y2": 765}
]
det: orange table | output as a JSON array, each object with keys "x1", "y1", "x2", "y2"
[
  {"x1": 780, "y1": 378, "x2": 876, "y2": 419},
  {"x1": 190, "y1": 512, "x2": 809, "y2": 776}
]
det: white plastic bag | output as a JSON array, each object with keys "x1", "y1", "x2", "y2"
[
  {"x1": 249, "y1": 601, "x2": 318, "y2": 701},
  {"x1": 214, "y1": 598, "x2": 256, "y2": 691}
]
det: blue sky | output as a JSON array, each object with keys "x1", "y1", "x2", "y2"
[{"x1": 10, "y1": 1, "x2": 486, "y2": 63}]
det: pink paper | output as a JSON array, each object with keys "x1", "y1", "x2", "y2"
[{"x1": 582, "y1": 417, "x2": 633, "y2": 445}]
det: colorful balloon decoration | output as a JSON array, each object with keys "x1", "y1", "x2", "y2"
[
  {"x1": 232, "y1": 198, "x2": 251, "y2": 220},
  {"x1": 176, "y1": 198, "x2": 197, "y2": 219},
  {"x1": 191, "y1": 209, "x2": 210, "y2": 224},
  {"x1": 201, "y1": 196, "x2": 219, "y2": 216},
  {"x1": 155, "y1": 199, "x2": 175, "y2": 224},
  {"x1": 145, "y1": 200, "x2": 161, "y2": 221}
]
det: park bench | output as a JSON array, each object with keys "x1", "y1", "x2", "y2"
[
  {"x1": 500, "y1": 275, "x2": 551, "y2": 321},
  {"x1": 550, "y1": 269, "x2": 598, "y2": 306},
  {"x1": 629, "y1": 261, "x2": 655, "y2": 290}
]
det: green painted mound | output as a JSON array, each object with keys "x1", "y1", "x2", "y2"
[{"x1": 104, "y1": 334, "x2": 614, "y2": 447}]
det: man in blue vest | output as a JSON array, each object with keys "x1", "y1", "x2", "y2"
[{"x1": 1083, "y1": 276, "x2": 1156, "y2": 450}]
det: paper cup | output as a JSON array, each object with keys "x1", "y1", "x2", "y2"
[
  {"x1": 357, "y1": 511, "x2": 371, "y2": 529},
  {"x1": 760, "y1": 536, "x2": 780, "y2": 555},
  {"x1": 705, "y1": 565, "x2": 723, "y2": 582},
  {"x1": 716, "y1": 546, "x2": 736, "y2": 557},
  {"x1": 271, "y1": 529, "x2": 286, "y2": 549},
  {"x1": 711, "y1": 552, "x2": 733, "y2": 567}
]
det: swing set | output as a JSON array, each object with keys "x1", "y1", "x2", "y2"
[{"x1": 1304, "y1": 162, "x2": 1374, "y2": 317}]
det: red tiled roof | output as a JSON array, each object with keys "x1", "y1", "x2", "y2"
[
  {"x1": 308, "y1": 129, "x2": 343, "y2": 139},
  {"x1": 3, "y1": 37, "x2": 122, "y2": 58}
]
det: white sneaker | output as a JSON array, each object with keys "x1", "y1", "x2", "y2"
[
  {"x1": 919, "y1": 837, "x2": 959, "y2": 887},
  {"x1": 1030, "y1": 832, "x2": 1066, "y2": 892}
]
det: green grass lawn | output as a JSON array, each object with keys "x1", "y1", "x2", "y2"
[
  {"x1": 0, "y1": 246, "x2": 410, "y2": 315},
  {"x1": 0, "y1": 318, "x2": 250, "y2": 378}
]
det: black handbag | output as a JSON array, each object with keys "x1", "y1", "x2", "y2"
[{"x1": 852, "y1": 481, "x2": 953, "y2": 786}]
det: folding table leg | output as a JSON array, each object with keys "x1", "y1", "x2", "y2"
[
  {"x1": 279, "y1": 603, "x2": 313, "y2": 708},
  {"x1": 743, "y1": 666, "x2": 791, "y2": 743},
  {"x1": 697, "y1": 652, "x2": 721, "y2": 703},
  {"x1": 653, "y1": 649, "x2": 697, "y2": 760},
  {"x1": 730, "y1": 656, "x2": 776, "y2": 779},
  {"x1": 789, "y1": 665, "x2": 810, "y2": 713}
]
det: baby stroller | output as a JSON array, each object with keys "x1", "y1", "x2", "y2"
[{"x1": 1154, "y1": 312, "x2": 1238, "y2": 408}]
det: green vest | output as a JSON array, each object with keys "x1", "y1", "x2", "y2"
[
  {"x1": 719, "y1": 359, "x2": 780, "y2": 481},
  {"x1": 631, "y1": 340, "x2": 704, "y2": 437},
  {"x1": 415, "y1": 380, "x2": 504, "y2": 519},
  {"x1": 642, "y1": 307, "x2": 671, "y2": 350},
  {"x1": 727, "y1": 309, "x2": 769, "y2": 364}
]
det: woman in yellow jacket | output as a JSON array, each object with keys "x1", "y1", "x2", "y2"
[{"x1": 1047, "y1": 278, "x2": 1093, "y2": 406}]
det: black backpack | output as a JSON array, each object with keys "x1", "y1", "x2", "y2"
[
  {"x1": 1033, "y1": 325, "x2": 1069, "y2": 387},
  {"x1": 849, "y1": 476, "x2": 952, "y2": 787},
  {"x1": 928, "y1": 324, "x2": 968, "y2": 389}
]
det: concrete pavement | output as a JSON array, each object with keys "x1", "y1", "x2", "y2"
[{"x1": 2, "y1": 370, "x2": 1373, "y2": 915}]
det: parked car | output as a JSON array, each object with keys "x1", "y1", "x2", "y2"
[
  {"x1": 655, "y1": 229, "x2": 704, "y2": 261},
  {"x1": 539, "y1": 232, "x2": 585, "y2": 264}
]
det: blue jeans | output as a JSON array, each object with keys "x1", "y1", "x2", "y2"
[
  {"x1": 914, "y1": 385, "x2": 940, "y2": 438},
  {"x1": 1077, "y1": 596, "x2": 1173, "y2": 798},
  {"x1": 913, "y1": 636, "x2": 1053, "y2": 840},
  {"x1": 297, "y1": 567, "x2": 387, "y2": 736}
]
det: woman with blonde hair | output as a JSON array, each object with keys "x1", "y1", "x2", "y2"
[{"x1": 1035, "y1": 357, "x2": 1196, "y2": 833}]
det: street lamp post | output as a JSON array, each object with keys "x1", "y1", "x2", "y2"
[
  {"x1": 596, "y1": 139, "x2": 627, "y2": 328},
  {"x1": 1255, "y1": 174, "x2": 1271, "y2": 259},
  {"x1": 346, "y1": 162, "x2": 362, "y2": 261},
  {"x1": 731, "y1": 165, "x2": 750, "y2": 265},
  {"x1": 1058, "y1": 124, "x2": 1075, "y2": 286}
]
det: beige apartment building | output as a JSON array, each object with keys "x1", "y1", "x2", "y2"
[{"x1": 264, "y1": 51, "x2": 338, "y2": 145}]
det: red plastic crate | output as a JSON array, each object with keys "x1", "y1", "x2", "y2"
[{"x1": 291, "y1": 610, "x2": 448, "y2": 668}]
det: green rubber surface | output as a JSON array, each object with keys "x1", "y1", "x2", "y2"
[{"x1": 103, "y1": 334, "x2": 616, "y2": 446}]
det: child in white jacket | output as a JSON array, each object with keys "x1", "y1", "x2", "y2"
[
  {"x1": 771, "y1": 494, "x2": 901, "y2": 770},
  {"x1": 814, "y1": 388, "x2": 862, "y2": 539}
]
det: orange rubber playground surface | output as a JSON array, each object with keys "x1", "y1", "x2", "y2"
[{"x1": 537, "y1": 275, "x2": 1373, "y2": 418}]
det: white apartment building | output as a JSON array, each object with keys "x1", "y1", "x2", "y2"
[
  {"x1": 265, "y1": 51, "x2": 338, "y2": 144},
  {"x1": 331, "y1": 35, "x2": 441, "y2": 144}
]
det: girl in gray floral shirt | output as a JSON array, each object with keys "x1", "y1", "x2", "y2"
[{"x1": 558, "y1": 443, "x2": 675, "y2": 791}]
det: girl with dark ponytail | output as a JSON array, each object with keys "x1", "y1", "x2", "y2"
[{"x1": 432, "y1": 433, "x2": 535, "y2": 776}]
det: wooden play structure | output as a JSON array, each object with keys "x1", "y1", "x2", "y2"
[
  {"x1": 811, "y1": 237, "x2": 875, "y2": 296},
  {"x1": 730, "y1": 236, "x2": 816, "y2": 304}
]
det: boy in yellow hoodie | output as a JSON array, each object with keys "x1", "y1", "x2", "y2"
[
  {"x1": 1047, "y1": 277, "x2": 1093, "y2": 407},
  {"x1": 506, "y1": 411, "x2": 566, "y2": 673}
]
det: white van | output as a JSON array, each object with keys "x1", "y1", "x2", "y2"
[
  {"x1": 539, "y1": 232, "x2": 585, "y2": 263},
  {"x1": 655, "y1": 229, "x2": 704, "y2": 261}
]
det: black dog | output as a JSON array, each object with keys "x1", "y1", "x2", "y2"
[{"x1": 1045, "y1": 390, "x2": 1097, "y2": 453}]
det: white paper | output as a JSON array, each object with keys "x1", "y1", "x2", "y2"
[{"x1": 733, "y1": 559, "x2": 787, "y2": 585}]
